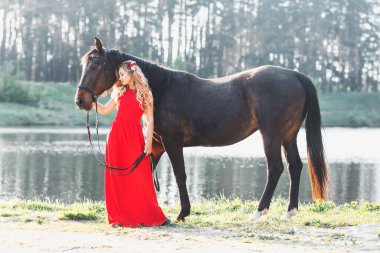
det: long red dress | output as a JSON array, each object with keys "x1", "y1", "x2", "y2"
[{"x1": 104, "y1": 89, "x2": 167, "y2": 227}]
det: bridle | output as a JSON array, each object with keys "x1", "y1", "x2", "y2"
[
  {"x1": 77, "y1": 55, "x2": 160, "y2": 190},
  {"x1": 77, "y1": 55, "x2": 109, "y2": 101}
]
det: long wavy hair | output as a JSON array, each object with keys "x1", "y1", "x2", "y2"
[{"x1": 111, "y1": 60, "x2": 153, "y2": 109}]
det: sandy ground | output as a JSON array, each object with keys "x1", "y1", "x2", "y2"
[{"x1": 0, "y1": 221, "x2": 379, "y2": 253}]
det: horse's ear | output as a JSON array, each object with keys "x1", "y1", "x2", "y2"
[{"x1": 94, "y1": 36, "x2": 103, "y2": 53}]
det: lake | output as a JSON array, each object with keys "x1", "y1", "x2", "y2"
[{"x1": 0, "y1": 127, "x2": 379, "y2": 205}]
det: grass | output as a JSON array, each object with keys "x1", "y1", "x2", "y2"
[
  {"x1": 0, "y1": 80, "x2": 114, "y2": 126},
  {"x1": 0, "y1": 78, "x2": 380, "y2": 127},
  {"x1": 1, "y1": 197, "x2": 379, "y2": 235},
  {"x1": 319, "y1": 92, "x2": 380, "y2": 127}
]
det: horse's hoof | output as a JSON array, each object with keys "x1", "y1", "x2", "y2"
[
  {"x1": 250, "y1": 208, "x2": 269, "y2": 221},
  {"x1": 175, "y1": 212, "x2": 189, "y2": 222},
  {"x1": 175, "y1": 216, "x2": 185, "y2": 223},
  {"x1": 176, "y1": 208, "x2": 190, "y2": 222},
  {"x1": 281, "y1": 208, "x2": 298, "y2": 220}
]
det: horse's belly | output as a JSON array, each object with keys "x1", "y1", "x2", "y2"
[
  {"x1": 186, "y1": 130, "x2": 257, "y2": 147},
  {"x1": 186, "y1": 117, "x2": 258, "y2": 147}
]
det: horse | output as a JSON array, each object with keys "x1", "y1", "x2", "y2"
[{"x1": 75, "y1": 37, "x2": 329, "y2": 221}]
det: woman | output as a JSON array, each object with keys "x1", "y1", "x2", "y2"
[{"x1": 93, "y1": 60, "x2": 169, "y2": 228}]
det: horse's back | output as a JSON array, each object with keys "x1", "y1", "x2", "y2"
[{"x1": 157, "y1": 65, "x2": 308, "y2": 146}]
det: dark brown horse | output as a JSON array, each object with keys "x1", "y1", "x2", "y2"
[{"x1": 75, "y1": 37, "x2": 329, "y2": 221}]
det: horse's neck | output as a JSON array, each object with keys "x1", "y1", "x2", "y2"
[{"x1": 115, "y1": 52, "x2": 170, "y2": 90}]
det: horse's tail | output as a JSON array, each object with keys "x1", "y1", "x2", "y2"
[{"x1": 296, "y1": 72, "x2": 329, "y2": 201}]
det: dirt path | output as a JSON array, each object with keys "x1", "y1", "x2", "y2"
[{"x1": 0, "y1": 222, "x2": 379, "y2": 252}]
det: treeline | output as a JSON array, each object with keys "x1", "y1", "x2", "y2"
[{"x1": 0, "y1": 0, "x2": 379, "y2": 92}]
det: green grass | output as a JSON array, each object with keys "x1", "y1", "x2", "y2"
[
  {"x1": 0, "y1": 80, "x2": 114, "y2": 126},
  {"x1": 12, "y1": 199, "x2": 60, "y2": 211},
  {"x1": 175, "y1": 197, "x2": 380, "y2": 231},
  {"x1": 0, "y1": 78, "x2": 380, "y2": 127},
  {"x1": 319, "y1": 92, "x2": 380, "y2": 127},
  {"x1": 1, "y1": 197, "x2": 379, "y2": 235},
  {"x1": 61, "y1": 212, "x2": 98, "y2": 221}
]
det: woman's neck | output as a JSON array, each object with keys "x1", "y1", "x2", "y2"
[{"x1": 127, "y1": 83, "x2": 136, "y2": 90}]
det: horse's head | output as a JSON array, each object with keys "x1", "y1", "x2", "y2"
[{"x1": 75, "y1": 37, "x2": 116, "y2": 111}]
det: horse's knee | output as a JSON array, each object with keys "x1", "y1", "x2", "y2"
[
  {"x1": 284, "y1": 140, "x2": 303, "y2": 176},
  {"x1": 296, "y1": 159, "x2": 303, "y2": 172},
  {"x1": 288, "y1": 159, "x2": 302, "y2": 180},
  {"x1": 268, "y1": 159, "x2": 284, "y2": 178},
  {"x1": 289, "y1": 155, "x2": 302, "y2": 170},
  {"x1": 295, "y1": 159, "x2": 303, "y2": 170}
]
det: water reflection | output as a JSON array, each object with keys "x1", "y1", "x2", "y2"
[
  {"x1": 0, "y1": 152, "x2": 104, "y2": 203},
  {"x1": 0, "y1": 128, "x2": 379, "y2": 205},
  {"x1": 157, "y1": 155, "x2": 379, "y2": 204}
]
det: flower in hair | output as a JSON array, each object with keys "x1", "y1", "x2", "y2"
[{"x1": 130, "y1": 61, "x2": 138, "y2": 71}]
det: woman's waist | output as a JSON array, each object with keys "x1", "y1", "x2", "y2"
[{"x1": 112, "y1": 117, "x2": 142, "y2": 125}]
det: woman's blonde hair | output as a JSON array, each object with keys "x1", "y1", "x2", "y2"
[{"x1": 111, "y1": 60, "x2": 153, "y2": 109}]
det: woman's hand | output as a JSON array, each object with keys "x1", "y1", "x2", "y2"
[{"x1": 144, "y1": 142, "x2": 152, "y2": 156}]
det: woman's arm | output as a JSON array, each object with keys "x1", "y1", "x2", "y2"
[
  {"x1": 143, "y1": 93, "x2": 154, "y2": 155},
  {"x1": 92, "y1": 99, "x2": 117, "y2": 115}
]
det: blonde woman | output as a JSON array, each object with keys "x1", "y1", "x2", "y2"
[{"x1": 93, "y1": 60, "x2": 169, "y2": 228}]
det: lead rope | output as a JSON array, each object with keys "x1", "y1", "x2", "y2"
[
  {"x1": 95, "y1": 102, "x2": 106, "y2": 163},
  {"x1": 150, "y1": 155, "x2": 160, "y2": 191}
]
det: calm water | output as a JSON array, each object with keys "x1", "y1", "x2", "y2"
[{"x1": 0, "y1": 127, "x2": 379, "y2": 205}]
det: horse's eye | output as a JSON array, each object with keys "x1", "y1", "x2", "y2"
[{"x1": 90, "y1": 64, "x2": 98, "y2": 70}]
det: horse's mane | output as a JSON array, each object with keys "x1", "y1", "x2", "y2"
[
  {"x1": 80, "y1": 47, "x2": 191, "y2": 86},
  {"x1": 116, "y1": 51, "x2": 191, "y2": 84}
]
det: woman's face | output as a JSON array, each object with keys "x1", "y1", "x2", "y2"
[{"x1": 118, "y1": 68, "x2": 132, "y2": 86}]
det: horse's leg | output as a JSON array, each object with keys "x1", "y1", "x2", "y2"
[
  {"x1": 162, "y1": 140, "x2": 190, "y2": 221},
  {"x1": 251, "y1": 135, "x2": 284, "y2": 220},
  {"x1": 151, "y1": 138, "x2": 165, "y2": 165},
  {"x1": 282, "y1": 137, "x2": 303, "y2": 219}
]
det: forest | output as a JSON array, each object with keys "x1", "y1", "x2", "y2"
[{"x1": 0, "y1": 0, "x2": 379, "y2": 92}]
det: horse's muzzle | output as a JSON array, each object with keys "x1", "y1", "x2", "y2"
[
  {"x1": 75, "y1": 96, "x2": 93, "y2": 111},
  {"x1": 75, "y1": 89, "x2": 94, "y2": 111},
  {"x1": 75, "y1": 97, "x2": 85, "y2": 108}
]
